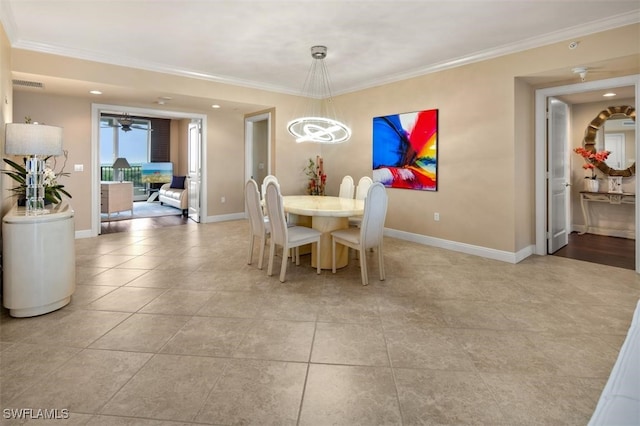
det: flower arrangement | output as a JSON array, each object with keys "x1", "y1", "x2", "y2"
[
  {"x1": 304, "y1": 156, "x2": 326, "y2": 196},
  {"x1": 574, "y1": 147, "x2": 610, "y2": 180},
  {"x1": 2, "y1": 151, "x2": 72, "y2": 205}
]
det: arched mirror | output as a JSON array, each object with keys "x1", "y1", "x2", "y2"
[{"x1": 583, "y1": 105, "x2": 636, "y2": 177}]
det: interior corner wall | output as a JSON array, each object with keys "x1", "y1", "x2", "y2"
[{"x1": 514, "y1": 78, "x2": 535, "y2": 252}]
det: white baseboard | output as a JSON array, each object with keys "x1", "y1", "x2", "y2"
[
  {"x1": 75, "y1": 229, "x2": 94, "y2": 239},
  {"x1": 202, "y1": 212, "x2": 246, "y2": 223},
  {"x1": 384, "y1": 228, "x2": 534, "y2": 264}
]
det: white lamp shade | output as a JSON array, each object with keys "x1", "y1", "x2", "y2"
[{"x1": 5, "y1": 123, "x2": 63, "y2": 156}]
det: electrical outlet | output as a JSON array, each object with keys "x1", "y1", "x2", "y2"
[
  {"x1": 221, "y1": 196, "x2": 226, "y2": 203},
  {"x1": 434, "y1": 212, "x2": 440, "y2": 221},
  {"x1": 74, "y1": 164, "x2": 83, "y2": 172}
]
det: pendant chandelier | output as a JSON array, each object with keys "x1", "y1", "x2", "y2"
[{"x1": 287, "y1": 46, "x2": 351, "y2": 144}]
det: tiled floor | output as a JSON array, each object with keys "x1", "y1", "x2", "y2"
[{"x1": 1, "y1": 219, "x2": 639, "y2": 425}]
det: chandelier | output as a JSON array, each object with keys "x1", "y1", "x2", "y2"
[{"x1": 287, "y1": 46, "x2": 351, "y2": 144}]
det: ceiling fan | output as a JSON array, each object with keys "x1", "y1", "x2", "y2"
[{"x1": 101, "y1": 114, "x2": 152, "y2": 132}]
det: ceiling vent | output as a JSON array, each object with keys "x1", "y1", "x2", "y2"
[{"x1": 12, "y1": 79, "x2": 44, "y2": 89}]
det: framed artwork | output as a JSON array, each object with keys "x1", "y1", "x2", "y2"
[{"x1": 372, "y1": 108, "x2": 438, "y2": 191}]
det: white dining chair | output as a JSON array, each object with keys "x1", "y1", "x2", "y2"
[
  {"x1": 245, "y1": 179, "x2": 270, "y2": 269},
  {"x1": 349, "y1": 176, "x2": 373, "y2": 227},
  {"x1": 331, "y1": 182, "x2": 388, "y2": 285},
  {"x1": 261, "y1": 175, "x2": 279, "y2": 200},
  {"x1": 338, "y1": 175, "x2": 355, "y2": 199},
  {"x1": 264, "y1": 181, "x2": 322, "y2": 282}
]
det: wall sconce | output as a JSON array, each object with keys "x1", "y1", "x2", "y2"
[
  {"x1": 5, "y1": 123, "x2": 63, "y2": 213},
  {"x1": 112, "y1": 157, "x2": 131, "y2": 182}
]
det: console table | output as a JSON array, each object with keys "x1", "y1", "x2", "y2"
[
  {"x1": 579, "y1": 191, "x2": 635, "y2": 235},
  {"x1": 101, "y1": 181, "x2": 133, "y2": 218},
  {"x1": 3, "y1": 202, "x2": 76, "y2": 317}
]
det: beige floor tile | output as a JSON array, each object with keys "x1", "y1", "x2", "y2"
[
  {"x1": 257, "y1": 293, "x2": 321, "y2": 321},
  {"x1": 66, "y1": 285, "x2": 118, "y2": 308},
  {"x1": 299, "y1": 364, "x2": 401, "y2": 426},
  {"x1": 78, "y1": 254, "x2": 138, "y2": 269},
  {"x1": 384, "y1": 323, "x2": 476, "y2": 371},
  {"x1": 20, "y1": 310, "x2": 131, "y2": 348},
  {"x1": 377, "y1": 295, "x2": 448, "y2": 327},
  {"x1": 234, "y1": 320, "x2": 315, "y2": 362},
  {"x1": 89, "y1": 313, "x2": 190, "y2": 352},
  {"x1": 139, "y1": 289, "x2": 214, "y2": 315},
  {"x1": 196, "y1": 359, "x2": 307, "y2": 425},
  {"x1": 196, "y1": 291, "x2": 265, "y2": 318},
  {"x1": 124, "y1": 269, "x2": 186, "y2": 288},
  {"x1": 115, "y1": 256, "x2": 172, "y2": 270},
  {"x1": 160, "y1": 316, "x2": 253, "y2": 357},
  {"x1": 6, "y1": 349, "x2": 151, "y2": 413},
  {"x1": 80, "y1": 268, "x2": 148, "y2": 287},
  {"x1": 86, "y1": 416, "x2": 192, "y2": 425},
  {"x1": 394, "y1": 368, "x2": 508, "y2": 425},
  {"x1": 100, "y1": 354, "x2": 227, "y2": 422},
  {"x1": 481, "y1": 373, "x2": 605, "y2": 425},
  {"x1": 316, "y1": 294, "x2": 380, "y2": 323},
  {"x1": 311, "y1": 322, "x2": 389, "y2": 366},
  {"x1": 435, "y1": 299, "x2": 515, "y2": 330},
  {"x1": 454, "y1": 328, "x2": 559, "y2": 375},
  {"x1": 0, "y1": 343, "x2": 81, "y2": 400},
  {"x1": 86, "y1": 287, "x2": 166, "y2": 312}
]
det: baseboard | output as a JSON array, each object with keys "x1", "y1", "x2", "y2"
[
  {"x1": 383, "y1": 228, "x2": 534, "y2": 264},
  {"x1": 75, "y1": 229, "x2": 93, "y2": 239},
  {"x1": 202, "y1": 212, "x2": 246, "y2": 223}
]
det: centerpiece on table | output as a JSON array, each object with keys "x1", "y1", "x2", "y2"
[
  {"x1": 574, "y1": 146, "x2": 610, "y2": 192},
  {"x1": 304, "y1": 156, "x2": 326, "y2": 195}
]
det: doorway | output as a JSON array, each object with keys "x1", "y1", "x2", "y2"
[
  {"x1": 535, "y1": 75, "x2": 640, "y2": 272},
  {"x1": 91, "y1": 104, "x2": 207, "y2": 237},
  {"x1": 244, "y1": 111, "x2": 272, "y2": 196}
]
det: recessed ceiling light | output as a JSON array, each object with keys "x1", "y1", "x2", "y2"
[
  {"x1": 89, "y1": 90, "x2": 102, "y2": 95},
  {"x1": 211, "y1": 104, "x2": 221, "y2": 109},
  {"x1": 603, "y1": 92, "x2": 617, "y2": 97}
]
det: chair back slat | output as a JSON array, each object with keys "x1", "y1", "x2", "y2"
[
  {"x1": 264, "y1": 181, "x2": 287, "y2": 246},
  {"x1": 338, "y1": 175, "x2": 355, "y2": 199},
  {"x1": 355, "y1": 176, "x2": 373, "y2": 200},
  {"x1": 361, "y1": 183, "x2": 388, "y2": 249},
  {"x1": 245, "y1": 179, "x2": 267, "y2": 236}
]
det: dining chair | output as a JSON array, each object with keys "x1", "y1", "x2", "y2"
[
  {"x1": 331, "y1": 182, "x2": 388, "y2": 285},
  {"x1": 349, "y1": 176, "x2": 373, "y2": 227},
  {"x1": 264, "y1": 181, "x2": 322, "y2": 282},
  {"x1": 261, "y1": 175, "x2": 279, "y2": 200},
  {"x1": 338, "y1": 175, "x2": 355, "y2": 199},
  {"x1": 245, "y1": 179, "x2": 270, "y2": 269}
]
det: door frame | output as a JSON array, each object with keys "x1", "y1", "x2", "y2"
[
  {"x1": 91, "y1": 103, "x2": 208, "y2": 236},
  {"x1": 534, "y1": 74, "x2": 640, "y2": 272},
  {"x1": 244, "y1": 111, "x2": 272, "y2": 186}
]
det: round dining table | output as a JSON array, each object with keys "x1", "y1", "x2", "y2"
[{"x1": 283, "y1": 195, "x2": 364, "y2": 269}]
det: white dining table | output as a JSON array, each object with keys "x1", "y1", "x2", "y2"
[{"x1": 283, "y1": 195, "x2": 364, "y2": 269}]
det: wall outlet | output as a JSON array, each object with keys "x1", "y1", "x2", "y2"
[
  {"x1": 221, "y1": 196, "x2": 226, "y2": 203},
  {"x1": 434, "y1": 212, "x2": 440, "y2": 221},
  {"x1": 74, "y1": 164, "x2": 83, "y2": 172}
]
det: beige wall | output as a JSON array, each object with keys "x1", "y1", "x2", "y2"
[
  {"x1": 0, "y1": 23, "x2": 12, "y2": 215},
  {"x1": 5, "y1": 22, "x2": 640, "y2": 255}
]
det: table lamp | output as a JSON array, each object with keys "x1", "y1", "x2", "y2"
[
  {"x1": 112, "y1": 157, "x2": 131, "y2": 182},
  {"x1": 5, "y1": 123, "x2": 63, "y2": 213}
]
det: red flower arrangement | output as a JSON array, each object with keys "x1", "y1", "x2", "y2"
[
  {"x1": 304, "y1": 156, "x2": 326, "y2": 195},
  {"x1": 574, "y1": 147, "x2": 610, "y2": 180}
]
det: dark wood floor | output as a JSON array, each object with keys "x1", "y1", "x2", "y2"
[
  {"x1": 553, "y1": 232, "x2": 635, "y2": 270},
  {"x1": 100, "y1": 214, "x2": 193, "y2": 234}
]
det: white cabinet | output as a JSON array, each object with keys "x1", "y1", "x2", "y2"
[
  {"x1": 2, "y1": 202, "x2": 76, "y2": 317},
  {"x1": 101, "y1": 181, "x2": 133, "y2": 217}
]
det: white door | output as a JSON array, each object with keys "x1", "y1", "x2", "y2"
[
  {"x1": 548, "y1": 97, "x2": 571, "y2": 253},
  {"x1": 188, "y1": 121, "x2": 201, "y2": 222}
]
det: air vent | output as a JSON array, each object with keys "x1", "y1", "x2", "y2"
[{"x1": 12, "y1": 79, "x2": 44, "y2": 89}]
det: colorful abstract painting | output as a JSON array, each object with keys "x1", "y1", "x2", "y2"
[{"x1": 372, "y1": 109, "x2": 438, "y2": 191}]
